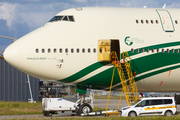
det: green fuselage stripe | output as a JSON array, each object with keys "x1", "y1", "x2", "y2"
[
  {"x1": 78, "y1": 51, "x2": 180, "y2": 89},
  {"x1": 59, "y1": 41, "x2": 180, "y2": 89},
  {"x1": 112, "y1": 64, "x2": 180, "y2": 90},
  {"x1": 60, "y1": 62, "x2": 108, "y2": 83},
  {"x1": 130, "y1": 51, "x2": 180, "y2": 75}
]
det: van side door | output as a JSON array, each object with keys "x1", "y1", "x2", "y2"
[
  {"x1": 157, "y1": 99, "x2": 174, "y2": 114},
  {"x1": 135, "y1": 100, "x2": 152, "y2": 116},
  {"x1": 149, "y1": 99, "x2": 164, "y2": 115}
]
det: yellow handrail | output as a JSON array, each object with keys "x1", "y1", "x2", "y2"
[
  {"x1": 106, "y1": 51, "x2": 139, "y2": 116},
  {"x1": 123, "y1": 51, "x2": 139, "y2": 102}
]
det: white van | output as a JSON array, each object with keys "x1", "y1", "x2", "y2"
[{"x1": 120, "y1": 97, "x2": 176, "y2": 117}]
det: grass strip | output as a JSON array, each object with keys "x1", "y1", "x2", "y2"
[
  {"x1": 0, "y1": 101, "x2": 42, "y2": 115},
  {"x1": 0, "y1": 101, "x2": 107, "y2": 115},
  {"x1": 17, "y1": 116, "x2": 180, "y2": 120}
]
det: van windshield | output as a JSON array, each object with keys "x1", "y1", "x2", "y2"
[{"x1": 131, "y1": 99, "x2": 140, "y2": 106}]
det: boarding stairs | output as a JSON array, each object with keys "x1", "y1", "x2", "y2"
[{"x1": 106, "y1": 51, "x2": 139, "y2": 116}]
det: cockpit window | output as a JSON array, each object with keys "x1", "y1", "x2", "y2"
[
  {"x1": 49, "y1": 15, "x2": 75, "y2": 22},
  {"x1": 68, "y1": 16, "x2": 74, "y2": 21},
  {"x1": 63, "y1": 16, "x2": 68, "y2": 21},
  {"x1": 49, "y1": 16, "x2": 63, "y2": 22}
]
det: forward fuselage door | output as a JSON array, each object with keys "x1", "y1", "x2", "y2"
[
  {"x1": 98, "y1": 39, "x2": 120, "y2": 62},
  {"x1": 156, "y1": 9, "x2": 175, "y2": 32}
]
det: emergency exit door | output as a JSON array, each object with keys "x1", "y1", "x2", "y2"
[
  {"x1": 156, "y1": 10, "x2": 175, "y2": 32},
  {"x1": 98, "y1": 39, "x2": 120, "y2": 62}
]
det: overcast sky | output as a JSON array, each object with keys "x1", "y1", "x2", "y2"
[{"x1": 0, "y1": 0, "x2": 180, "y2": 50}]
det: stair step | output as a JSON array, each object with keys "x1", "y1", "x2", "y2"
[{"x1": 110, "y1": 51, "x2": 139, "y2": 106}]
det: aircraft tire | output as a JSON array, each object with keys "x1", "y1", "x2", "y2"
[{"x1": 78, "y1": 103, "x2": 92, "y2": 115}]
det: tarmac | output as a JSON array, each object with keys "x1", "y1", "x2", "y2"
[{"x1": 0, "y1": 99, "x2": 180, "y2": 119}]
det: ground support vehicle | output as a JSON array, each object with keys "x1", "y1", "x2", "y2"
[
  {"x1": 42, "y1": 94, "x2": 94, "y2": 117},
  {"x1": 119, "y1": 97, "x2": 177, "y2": 117}
]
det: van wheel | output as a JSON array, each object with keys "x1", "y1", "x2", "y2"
[
  {"x1": 128, "y1": 111, "x2": 137, "y2": 117},
  {"x1": 165, "y1": 111, "x2": 172, "y2": 116}
]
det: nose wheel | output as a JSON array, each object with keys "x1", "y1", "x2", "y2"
[{"x1": 76, "y1": 103, "x2": 92, "y2": 115}]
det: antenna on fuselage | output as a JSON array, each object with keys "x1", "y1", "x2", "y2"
[{"x1": 163, "y1": 4, "x2": 166, "y2": 9}]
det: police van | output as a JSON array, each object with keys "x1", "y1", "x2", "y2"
[{"x1": 120, "y1": 97, "x2": 176, "y2": 117}]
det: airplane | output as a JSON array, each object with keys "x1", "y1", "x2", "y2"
[{"x1": 3, "y1": 7, "x2": 180, "y2": 95}]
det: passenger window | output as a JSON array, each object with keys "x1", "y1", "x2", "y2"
[
  {"x1": 141, "y1": 49, "x2": 144, "y2": 52},
  {"x1": 42, "y1": 49, "x2": 45, "y2": 53},
  {"x1": 59, "y1": 49, "x2": 62, "y2": 53},
  {"x1": 156, "y1": 99, "x2": 164, "y2": 105},
  {"x1": 145, "y1": 100, "x2": 150, "y2": 106},
  {"x1": 65, "y1": 48, "x2": 68, "y2": 53},
  {"x1": 152, "y1": 49, "x2": 154, "y2": 53},
  {"x1": 136, "y1": 100, "x2": 150, "y2": 107},
  {"x1": 151, "y1": 99, "x2": 163, "y2": 105},
  {"x1": 77, "y1": 49, "x2": 79, "y2": 53},
  {"x1": 156, "y1": 20, "x2": 159, "y2": 24},
  {"x1": 147, "y1": 49, "x2": 149, "y2": 53},
  {"x1": 71, "y1": 49, "x2": 74, "y2": 53},
  {"x1": 136, "y1": 20, "x2": 139, "y2": 23},
  {"x1": 68, "y1": 16, "x2": 75, "y2": 21},
  {"x1": 82, "y1": 48, "x2": 85, "y2": 53},
  {"x1": 48, "y1": 49, "x2": 51, "y2": 53},
  {"x1": 175, "y1": 20, "x2": 178, "y2": 24},
  {"x1": 151, "y1": 20, "x2": 153, "y2": 24},
  {"x1": 167, "y1": 49, "x2": 169, "y2": 53},
  {"x1": 157, "y1": 49, "x2": 159, "y2": 53},
  {"x1": 131, "y1": 48, "x2": 134, "y2": 53},
  {"x1": 176, "y1": 49, "x2": 179, "y2": 53},
  {"x1": 63, "y1": 16, "x2": 68, "y2": 21},
  {"x1": 100, "y1": 48, "x2": 102, "y2": 53},
  {"x1": 36, "y1": 49, "x2": 39, "y2": 53},
  {"x1": 140, "y1": 100, "x2": 146, "y2": 106},
  {"x1": 164, "y1": 99, "x2": 172, "y2": 104},
  {"x1": 141, "y1": 20, "x2": 143, "y2": 24},
  {"x1": 162, "y1": 49, "x2": 164, "y2": 53},
  {"x1": 172, "y1": 49, "x2": 174, "y2": 53},
  {"x1": 146, "y1": 20, "x2": 148, "y2": 24},
  {"x1": 88, "y1": 48, "x2": 91, "y2": 53},
  {"x1": 93, "y1": 48, "x2": 96, "y2": 53},
  {"x1": 54, "y1": 49, "x2": 57, "y2": 53},
  {"x1": 136, "y1": 49, "x2": 139, "y2": 53}
]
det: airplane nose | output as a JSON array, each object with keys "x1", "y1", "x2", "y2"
[{"x1": 3, "y1": 42, "x2": 20, "y2": 68}]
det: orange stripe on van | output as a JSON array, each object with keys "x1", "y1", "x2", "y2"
[{"x1": 145, "y1": 106, "x2": 176, "y2": 110}]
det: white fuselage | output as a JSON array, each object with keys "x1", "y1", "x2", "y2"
[{"x1": 3, "y1": 7, "x2": 180, "y2": 92}]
